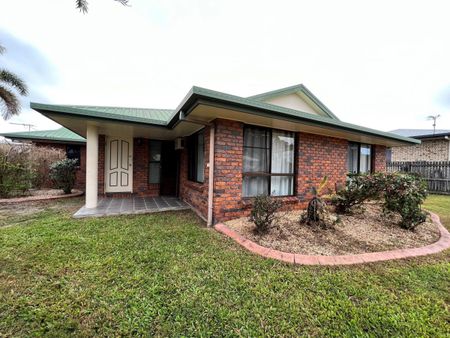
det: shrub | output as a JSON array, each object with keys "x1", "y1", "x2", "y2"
[
  {"x1": 0, "y1": 157, "x2": 35, "y2": 197},
  {"x1": 28, "y1": 146, "x2": 65, "y2": 188},
  {"x1": 0, "y1": 144, "x2": 36, "y2": 197},
  {"x1": 332, "y1": 172, "x2": 428, "y2": 230},
  {"x1": 332, "y1": 173, "x2": 384, "y2": 214},
  {"x1": 382, "y1": 173, "x2": 428, "y2": 230},
  {"x1": 250, "y1": 195, "x2": 282, "y2": 235},
  {"x1": 49, "y1": 158, "x2": 78, "y2": 194}
]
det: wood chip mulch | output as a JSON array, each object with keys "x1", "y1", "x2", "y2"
[{"x1": 225, "y1": 203, "x2": 440, "y2": 256}]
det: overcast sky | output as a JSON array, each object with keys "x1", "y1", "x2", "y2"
[{"x1": 1, "y1": 0, "x2": 449, "y2": 134}]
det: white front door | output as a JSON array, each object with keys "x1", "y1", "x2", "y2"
[{"x1": 105, "y1": 136, "x2": 133, "y2": 193}]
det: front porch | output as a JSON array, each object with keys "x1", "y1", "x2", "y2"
[{"x1": 73, "y1": 196, "x2": 190, "y2": 218}]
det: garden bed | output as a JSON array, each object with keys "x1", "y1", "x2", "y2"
[
  {"x1": 225, "y1": 203, "x2": 440, "y2": 255},
  {"x1": 0, "y1": 189, "x2": 83, "y2": 204}
]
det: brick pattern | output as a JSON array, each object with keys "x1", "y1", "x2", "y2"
[
  {"x1": 132, "y1": 138, "x2": 159, "y2": 196},
  {"x1": 214, "y1": 211, "x2": 450, "y2": 265},
  {"x1": 297, "y1": 133, "x2": 348, "y2": 200},
  {"x1": 212, "y1": 120, "x2": 244, "y2": 222},
  {"x1": 179, "y1": 127, "x2": 210, "y2": 218},
  {"x1": 374, "y1": 145, "x2": 387, "y2": 172},
  {"x1": 391, "y1": 139, "x2": 450, "y2": 162},
  {"x1": 75, "y1": 146, "x2": 86, "y2": 190}
]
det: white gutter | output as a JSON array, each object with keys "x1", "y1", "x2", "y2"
[{"x1": 207, "y1": 124, "x2": 215, "y2": 226}]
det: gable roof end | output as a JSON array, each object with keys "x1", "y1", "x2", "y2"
[{"x1": 247, "y1": 84, "x2": 340, "y2": 120}]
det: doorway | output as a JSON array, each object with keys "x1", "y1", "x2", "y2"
[{"x1": 148, "y1": 140, "x2": 179, "y2": 196}]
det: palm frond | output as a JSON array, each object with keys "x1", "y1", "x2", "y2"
[
  {"x1": 0, "y1": 45, "x2": 5, "y2": 55},
  {"x1": 76, "y1": 0, "x2": 129, "y2": 13},
  {"x1": 0, "y1": 85, "x2": 20, "y2": 120},
  {"x1": 76, "y1": 0, "x2": 89, "y2": 13},
  {"x1": 0, "y1": 69, "x2": 28, "y2": 96}
]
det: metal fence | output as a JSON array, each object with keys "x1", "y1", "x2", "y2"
[{"x1": 386, "y1": 161, "x2": 450, "y2": 194}]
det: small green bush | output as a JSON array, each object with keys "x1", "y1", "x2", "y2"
[
  {"x1": 382, "y1": 173, "x2": 428, "y2": 230},
  {"x1": 332, "y1": 172, "x2": 428, "y2": 230},
  {"x1": 49, "y1": 158, "x2": 78, "y2": 194},
  {"x1": 0, "y1": 157, "x2": 35, "y2": 197},
  {"x1": 250, "y1": 195, "x2": 282, "y2": 234},
  {"x1": 332, "y1": 173, "x2": 383, "y2": 214}
]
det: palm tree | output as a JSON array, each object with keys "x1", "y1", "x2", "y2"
[
  {"x1": 76, "y1": 0, "x2": 129, "y2": 13},
  {"x1": 0, "y1": 45, "x2": 28, "y2": 120}
]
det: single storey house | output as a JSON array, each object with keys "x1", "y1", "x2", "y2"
[
  {"x1": 1, "y1": 84, "x2": 418, "y2": 225},
  {"x1": 388, "y1": 129, "x2": 450, "y2": 162},
  {"x1": 1, "y1": 127, "x2": 87, "y2": 190}
]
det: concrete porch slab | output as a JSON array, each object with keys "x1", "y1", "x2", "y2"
[{"x1": 73, "y1": 196, "x2": 190, "y2": 218}]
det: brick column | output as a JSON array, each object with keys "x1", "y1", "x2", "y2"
[{"x1": 213, "y1": 119, "x2": 243, "y2": 222}]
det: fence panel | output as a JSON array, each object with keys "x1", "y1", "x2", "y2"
[{"x1": 386, "y1": 161, "x2": 450, "y2": 194}]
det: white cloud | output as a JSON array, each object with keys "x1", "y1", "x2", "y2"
[{"x1": 1, "y1": 0, "x2": 449, "y2": 133}]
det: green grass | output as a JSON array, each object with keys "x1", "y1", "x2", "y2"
[{"x1": 1, "y1": 197, "x2": 449, "y2": 336}]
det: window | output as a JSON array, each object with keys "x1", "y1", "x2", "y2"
[
  {"x1": 188, "y1": 131, "x2": 204, "y2": 183},
  {"x1": 348, "y1": 142, "x2": 373, "y2": 174},
  {"x1": 66, "y1": 145, "x2": 81, "y2": 166},
  {"x1": 149, "y1": 140, "x2": 162, "y2": 184},
  {"x1": 242, "y1": 126, "x2": 295, "y2": 197}
]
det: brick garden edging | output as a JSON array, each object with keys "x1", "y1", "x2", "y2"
[
  {"x1": 0, "y1": 190, "x2": 84, "y2": 204},
  {"x1": 214, "y1": 212, "x2": 450, "y2": 265}
]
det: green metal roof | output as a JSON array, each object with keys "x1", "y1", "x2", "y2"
[
  {"x1": 29, "y1": 85, "x2": 420, "y2": 145},
  {"x1": 0, "y1": 127, "x2": 86, "y2": 143},
  {"x1": 31, "y1": 103, "x2": 175, "y2": 126}
]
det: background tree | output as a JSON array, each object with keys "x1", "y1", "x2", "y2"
[
  {"x1": 76, "y1": 0, "x2": 129, "y2": 13},
  {"x1": 0, "y1": 44, "x2": 28, "y2": 120}
]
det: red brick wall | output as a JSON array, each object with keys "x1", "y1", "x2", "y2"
[
  {"x1": 212, "y1": 119, "x2": 244, "y2": 222},
  {"x1": 132, "y1": 138, "x2": 160, "y2": 197},
  {"x1": 374, "y1": 145, "x2": 387, "y2": 172},
  {"x1": 179, "y1": 126, "x2": 210, "y2": 219},
  {"x1": 74, "y1": 146, "x2": 86, "y2": 190},
  {"x1": 297, "y1": 133, "x2": 348, "y2": 200}
]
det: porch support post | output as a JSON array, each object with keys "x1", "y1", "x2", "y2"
[{"x1": 85, "y1": 124, "x2": 99, "y2": 208}]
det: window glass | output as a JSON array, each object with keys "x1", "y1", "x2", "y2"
[
  {"x1": 242, "y1": 176, "x2": 269, "y2": 197},
  {"x1": 242, "y1": 126, "x2": 295, "y2": 197},
  {"x1": 348, "y1": 143, "x2": 359, "y2": 174},
  {"x1": 347, "y1": 143, "x2": 372, "y2": 174},
  {"x1": 66, "y1": 145, "x2": 81, "y2": 166},
  {"x1": 188, "y1": 131, "x2": 204, "y2": 183},
  {"x1": 359, "y1": 144, "x2": 371, "y2": 173},
  {"x1": 149, "y1": 141, "x2": 162, "y2": 184},
  {"x1": 271, "y1": 176, "x2": 293, "y2": 196},
  {"x1": 196, "y1": 132, "x2": 204, "y2": 182}
]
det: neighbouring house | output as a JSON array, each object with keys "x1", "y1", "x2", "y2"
[
  {"x1": 388, "y1": 129, "x2": 450, "y2": 162},
  {"x1": 0, "y1": 84, "x2": 418, "y2": 224},
  {"x1": 0, "y1": 127, "x2": 86, "y2": 190}
]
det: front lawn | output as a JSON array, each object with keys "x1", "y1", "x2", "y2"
[{"x1": 0, "y1": 196, "x2": 449, "y2": 336}]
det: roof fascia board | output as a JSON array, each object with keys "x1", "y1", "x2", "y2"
[{"x1": 178, "y1": 87, "x2": 419, "y2": 145}]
